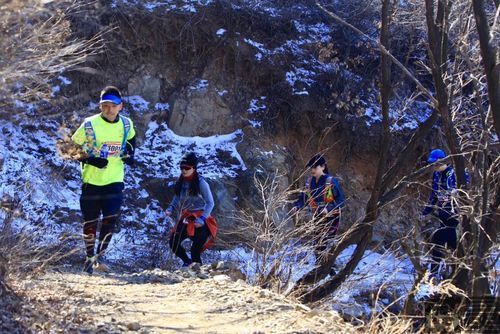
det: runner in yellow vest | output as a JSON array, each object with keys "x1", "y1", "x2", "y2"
[{"x1": 71, "y1": 86, "x2": 136, "y2": 274}]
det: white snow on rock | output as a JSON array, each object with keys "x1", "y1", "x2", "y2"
[
  {"x1": 286, "y1": 66, "x2": 317, "y2": 95},
  {"x1": 111, "y1": 0, "x2": 214, "y2": 13},
  {"x1": 123, "y1": 95, "x2": 150, "y2": 112},
  {"x1": 189, "y1": 79, "x2": 209, "y2": 91},
  {"x1": 330, "y1": 245, "x2": 414, "y2": 315},
  {"x1": 232, "y1": 0, "x2": 281, "y2": 17},
  {"x1": 294, "y1": 90, "x2": 309, "y2": 96},
  {"x1": 248, "y1": 120, "x2": 262, "y2": 128},
  {"x1": 216, "y1": 28, "x2": 226, "y2": 36},
  {"x1": 244, "y1": 38, "x2": 269, "y2": 61},
  {"x1": 217, "y1": 89, "x2": 228, "y2": 97},
  {"x1": 363, "y1": 100, "x2": 434, "y2": 131},
  {"x1": 293, "y1": 21, "x2": 332, "y2": 43},
  {"x1": 154, "y1": 102, "x2": 170, "y2": 111},
  {"x1": 247, "y1": 97, "x2": 266, "y2": 114},
  {"x1": 136, "y1": 121, "x2": 247, "y2": 179},
  {"x1": 58, "y1": 75, "x2": 72, "y2": 85},
  {"x1": 51, "y1": 85, "x2": 61, "y2": 97}
]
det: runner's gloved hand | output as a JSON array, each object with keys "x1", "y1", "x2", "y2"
[
  {"x1": 79, "y1": 157, "x2": 108, "y2": 169},
  {"x1": 122, "y1": 155, "x2": 134, "y2": 166},
  {"x1": 194, "y1": 216, "x2": 206, "y2": 227},
  {"x1": 122, "y1": 140, "x2": 135, "y2": 166}
]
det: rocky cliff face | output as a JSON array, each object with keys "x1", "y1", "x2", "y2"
[{"x1": 0, "y1": 0, "x2": 434, "y2": 266}]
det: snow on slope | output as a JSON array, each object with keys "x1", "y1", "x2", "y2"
[
  {"x1": 136, "y1": 121, "x2": 246, "y2": 180},
  {"x1": 0, "y1": 95, "x2": 247, "y2": 262}
]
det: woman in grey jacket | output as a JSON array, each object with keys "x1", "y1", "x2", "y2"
[{"x1": 166, "y1": 152, "x2": 217, "y2": 266}]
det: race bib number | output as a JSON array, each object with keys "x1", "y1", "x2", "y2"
[{"x1": 104, "y1": 142, "x2": 122, "y2": 157}]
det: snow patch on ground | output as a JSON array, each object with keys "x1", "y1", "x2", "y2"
[
  {"x1": 330, "y1": 245, "x2": 414, "y2": 316},
  {"x1": 13, "y1": 100, "x2": 37, "y2": 114},
  {"x1": 207, "y1": 243, "x2": 415, "y2": 318},
  {"x1": 0, "y1": 119, "x2": 81, "y2": 245}
]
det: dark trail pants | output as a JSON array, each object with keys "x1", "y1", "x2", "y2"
[
  {"x1": 169, "y1": 222, "x2": 210, "y2": 265},
  {"x1": 430, "y1": 204, "x2": 458, "y2": 275},
  {"x1": 313, "y1": 211, "x2": 341, "y2": 262},
  {"x1": 80, "y1": 183, "x2": 124, "y2": 258}
]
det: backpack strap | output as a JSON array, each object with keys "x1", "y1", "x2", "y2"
[
  {"x1": 325, "y1": 176, "x2": 333, "y2": 187},
  {"x1": 119, "y1": 115, "x2": 131, "y2": 157},
  {"x1": 324, "y1": 176, "x2": 335, "y2": 203},
  {"x1": 84, "y1": 120, "x2": 98, "y2": 157}
]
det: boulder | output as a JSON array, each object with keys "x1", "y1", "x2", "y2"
[
  {"x1": 169, "y1": 88, "x2": 242, "y2": 136},
  {"x1": 128, "y1": 73, "x2": 161, "y2": 104}
]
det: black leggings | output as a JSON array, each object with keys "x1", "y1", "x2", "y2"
[
  {"x1": 169, "y1": 222, "x2": 210, "y2": 265},
  {"x1": 313, "y1": 213, "x2": 341, "y2": 262},
  {"x1": 430, "y1": 204, "x2": 459, "y2": 274},
  {"x1": 80, "y1": 183, "x2": 123, "y2": 258}
]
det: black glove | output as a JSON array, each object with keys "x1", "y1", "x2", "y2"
[
  {"x1": 122, "y1": 155, "x2": 134, "y2": 166},
  {"x1": 79, "y1": 157, "x2": 108, "y2": 169}
]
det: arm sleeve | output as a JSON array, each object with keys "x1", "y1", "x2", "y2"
[
  {"x1": 126, "y1": 136, "x2": 136, "y2": 156},
  {"x1": 423, "y1": 172, "x2": 439, "y2": 215},
  {"x1": 294, "y1": 191, "x2": 307, "y2": 209},
  {"x1": 448, "y1": 170, "x2": 456, "y2": 190},
  {"x1": 167, "y1": 195, "x2": 179, "y2": 213},
  {"x1": 71, "y1": 123, "x2": 86, "y2": 146},
  {"x1": 127, "y1": 119, "x2": 136, "y2": 139},
  {"x1": 330, "y1": 179, "x2": 345, "y2": 210},
  {"x1": 199, "y1": 179, "x2": 215, "y2": 217}
]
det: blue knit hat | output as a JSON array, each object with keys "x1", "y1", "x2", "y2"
[{"x1": 427, "y1": 149, "x2": 446, "y2": 163}]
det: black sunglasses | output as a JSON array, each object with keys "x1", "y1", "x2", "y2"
[{"x1": 180, "y1": 166, "x2": 193, "y2": 171}]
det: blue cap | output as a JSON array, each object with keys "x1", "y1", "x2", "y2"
[
  {"x1": 427, "y1": 149, "x2": 446, "y2": 163},
  {"x1": 99, "y1": 93, "x2": 122, "y2": 105}
]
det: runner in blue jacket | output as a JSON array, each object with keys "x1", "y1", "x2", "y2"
[
  {"x1": 294, "y1": 154, "x2": 345, "y2": 272},
  {"x1": 422, "y1": 149, "x2": 460, "y2": 276}
]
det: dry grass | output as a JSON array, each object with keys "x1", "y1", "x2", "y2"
[
  {"x1": 0, "y1": 197, "x2": 87, "y2": 332},
  {"x1": 0, "y1": 0, "x2": 107, "y2": 109}
]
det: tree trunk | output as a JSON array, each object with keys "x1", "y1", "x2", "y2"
[
  {"x1": 472, "y1": 0, "x2": 500, "y2": 136},
  {"x1": 298, "y1": 0, "x2": 392, "y2": 301}
]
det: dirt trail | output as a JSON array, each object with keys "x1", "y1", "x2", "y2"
[{"x1": 13, "y1": 268, "x2": 356, "y2": 334}]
